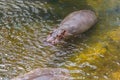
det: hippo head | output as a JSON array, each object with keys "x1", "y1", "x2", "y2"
[{"x1": 46, "y1": 29, "x2": 66, "y2": 45}]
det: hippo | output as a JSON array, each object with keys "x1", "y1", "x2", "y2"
[
  {"x1": 12, "y1": 68, "x2": 71, "y2": 80},
  {"x1": 46, "y1": 10, "x2": 97, "y2": 44}
]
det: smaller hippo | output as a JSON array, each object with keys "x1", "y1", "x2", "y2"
[{"x1": 46, "y1": 10, "x2": 97, "y2": 44}]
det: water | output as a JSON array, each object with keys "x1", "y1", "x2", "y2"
[{"x1": 0, "y1": 0, "x2": 120, "y2": 80}]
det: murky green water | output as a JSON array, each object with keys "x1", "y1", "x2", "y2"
[{"x1": 0, "y1": 0, "x2": 120, "y2": 80}]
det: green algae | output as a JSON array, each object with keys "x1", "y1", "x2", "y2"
[
  {"x1": 0, "y1": 0, "x2": 120, "y2": 80},
  {"x1": 112, "y1": 70, "x2": 120, "y2": 80},
  {"x1": 67, "y1": 27, "x2": 120, "y2": 80}
]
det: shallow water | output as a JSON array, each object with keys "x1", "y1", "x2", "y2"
[{"x1": 0, "y1": 0, "x2": 120, "y2": 80}]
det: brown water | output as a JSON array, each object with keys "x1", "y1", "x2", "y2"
[{"x1": 0, "y1": 0, "x2": 120, "y2": 80}]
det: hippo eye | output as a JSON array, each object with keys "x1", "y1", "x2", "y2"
[
  {"x1": 62, "y1": 30, "x2": 66, "y2": 35},
  {"x1": 56, "y1": 35, "x2": 59, "y2": 37},
  {"x1": 58, "y1": 35, "x2": 63, "y2": 39}
]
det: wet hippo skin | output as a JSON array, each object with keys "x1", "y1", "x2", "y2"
[
  {"x1": 11, "y1": 68, "x2": 71, "y2": 80},
  {"x1": 46, "y1": 10, "x2": 97, "y2": 44}
]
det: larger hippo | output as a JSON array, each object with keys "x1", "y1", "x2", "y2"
[
  {"x1": 12, "y1": 68, "x2": 71, "y2": 80},
  {"x1": 46, "y1": 10, "x2": 97, "y2": 44}
]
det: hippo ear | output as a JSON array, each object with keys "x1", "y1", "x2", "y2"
[{"x1": 62, "y1": 30, "x2": 66, "y2": 35}]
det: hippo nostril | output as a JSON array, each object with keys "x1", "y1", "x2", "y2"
[{"x1": 51, "y1": 40, "x2": 55, "y2": 45}]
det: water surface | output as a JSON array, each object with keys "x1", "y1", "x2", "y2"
[{"x1": 0, "y1": 0, "x2": 120, "y2": 80}]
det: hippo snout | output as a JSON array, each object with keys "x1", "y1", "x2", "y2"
[{"x1": 46, "y1": 35, "x2": 59, "y2": 44}]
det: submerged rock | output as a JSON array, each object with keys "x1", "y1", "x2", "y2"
[{"x1": 12, "y1": 68, "x2": 71, "y2": 80}]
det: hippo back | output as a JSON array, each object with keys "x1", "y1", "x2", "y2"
[{"x1": 59, "y1": 10, "x2": 97, "y2": 35}]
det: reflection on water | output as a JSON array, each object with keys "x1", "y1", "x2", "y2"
[{"x1": 0, "y1": 0, "x2": 120, "y2": 80}]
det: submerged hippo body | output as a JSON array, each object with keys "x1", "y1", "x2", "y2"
[
  {"x1": 47, "y1": 10, "x2": 97, "y2": 44},
  {"x1": 12, "y1": 68, "x2": 71, "y2": 80}
]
